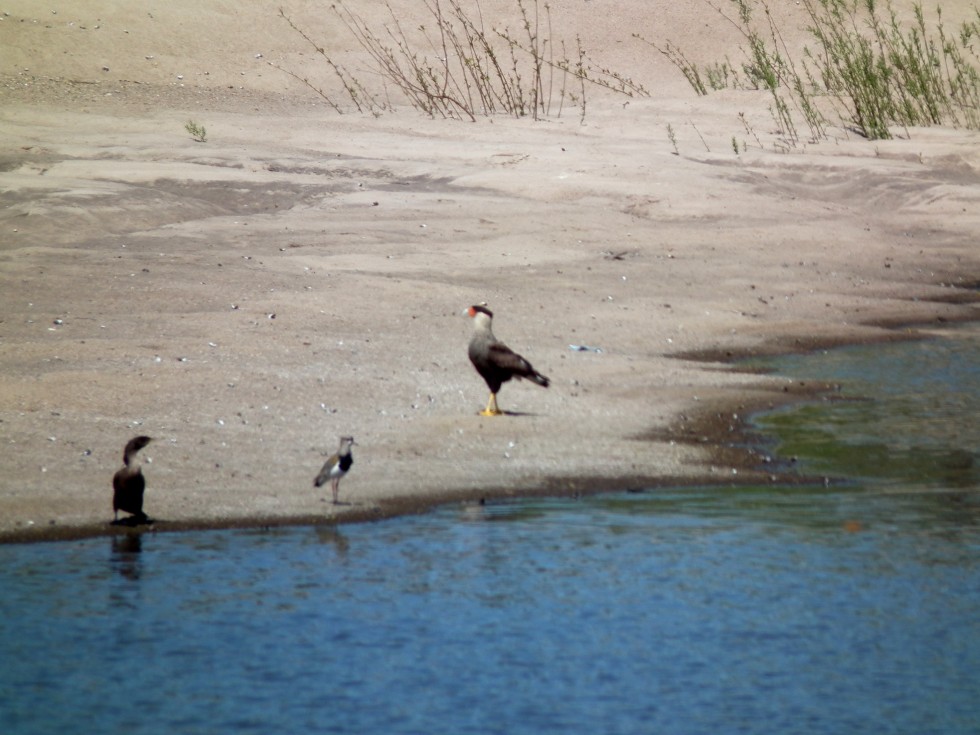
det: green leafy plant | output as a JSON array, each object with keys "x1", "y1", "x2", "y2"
[
  {"x1": 803, "y1": 0, "x2": 980, "y2": 138},
  {"x1": 648, "y1": 0, "x2": 980, "y2": 143},
  {"x1": 184, "y1": 120, "x2": 207, "y2": 143}
]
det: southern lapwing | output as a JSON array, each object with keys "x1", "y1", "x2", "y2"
[{"x1": 314, "y1": 436, "x2": 356, "y2": 504}]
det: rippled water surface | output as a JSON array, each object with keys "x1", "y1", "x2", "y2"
[{"x1": 2, "y1": 327, "x2": 978, "y2": 735}]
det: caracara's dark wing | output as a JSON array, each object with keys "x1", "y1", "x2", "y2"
[
  {"x1": 487, "y1": 342, "x2": 533, "y2": 374},
  {"x1": 487, "y1": 343, "x2": 550, "y2": 386}
]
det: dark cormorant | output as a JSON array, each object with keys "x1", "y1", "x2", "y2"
[{"x1": 112, "y1": 435, "x2": 153, "y2": 525}]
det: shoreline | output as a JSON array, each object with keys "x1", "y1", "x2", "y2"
[
  {"x1": 3, "y1": 308, "x2": 975, "y2": 546},
  {"x1": 2, "y1": 72, "x2": 979, "y2": 545}
]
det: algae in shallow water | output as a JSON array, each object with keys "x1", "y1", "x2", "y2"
[{"x1": 750, "y1": 327, "x2": 980, "y2": 491}]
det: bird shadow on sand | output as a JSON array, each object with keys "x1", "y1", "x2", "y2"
[{"x1": 477, "y1": 410, "x2": 541, "y2": 417}]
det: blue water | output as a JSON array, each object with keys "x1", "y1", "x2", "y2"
[{"x1": 1, "y1": 327, "x2": 978, "y2": 735}]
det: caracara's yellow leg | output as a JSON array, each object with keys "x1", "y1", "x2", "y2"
[{"x1": 480, "y1": 392, "x2": 503, "y2": 416}]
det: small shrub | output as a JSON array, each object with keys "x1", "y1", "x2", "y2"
[
  {"x1": 666, "y1": 123, "x2": 679, "y2": 154},
  {"x1": 650, "y1": 0, "x2": 980, "y2": 143},
  {"x1": 184, "y1": 120, "x2": 207, "y2": 142},
  {"x1": 803, "y1": 0, "x2": 980, "y2": 137}
]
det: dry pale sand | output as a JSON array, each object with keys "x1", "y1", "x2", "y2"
[{"x1": 1, "y1": 0, "x2": 978, "y2": 542}]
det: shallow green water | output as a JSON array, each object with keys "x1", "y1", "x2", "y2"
[
  {"x1": 1, "y1": 327, "x2": 977, "y2": 735},
  {"x1": 751, "y1": 324, "x2": 980, "y2": 492}
]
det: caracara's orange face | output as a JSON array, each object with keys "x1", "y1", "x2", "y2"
[{"x1": 467, "y1": 304, "x2": 493, "y2": 319}]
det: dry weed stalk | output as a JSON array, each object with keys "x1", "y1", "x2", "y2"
[{"x1": 278, "y1": 0, "x2": 647, "y2": 121}]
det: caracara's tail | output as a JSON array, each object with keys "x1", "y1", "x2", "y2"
[{"x1": 526, "y1": 369, "x2": 550, "y2": 388}]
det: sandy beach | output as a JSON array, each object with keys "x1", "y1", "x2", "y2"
[{"x1": 1, "y1": 0, "x2": 978, "y2": 542}]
